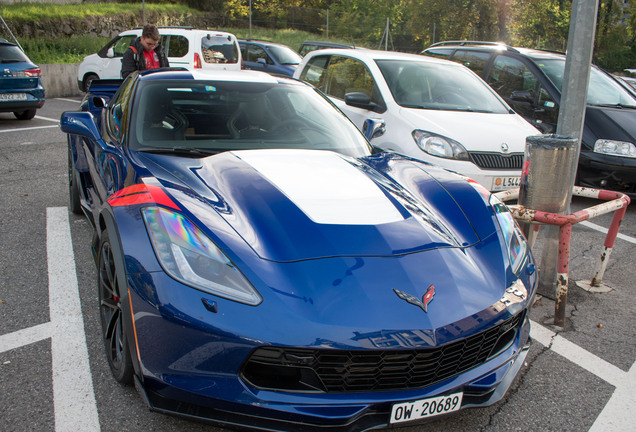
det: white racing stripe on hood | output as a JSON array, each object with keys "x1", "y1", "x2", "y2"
[{"x1": 233, "y1": 149, "x2": 404, "y2": 225}]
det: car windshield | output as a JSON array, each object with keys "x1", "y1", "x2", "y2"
[
  {"x1": 536, "y1": 59, "x2": 636, "y2": 108},
  {"x1": 376, "y1": 59, "x2": 511, "y2": 113},
  {"x1": 130, "y1": 79, "x2": 372, "y2": 158},
  {"x1": 267, "y1": 44, "x2": 302, "y2": 65},
  {"x1": 0, "y1": 44, "x2": 31, "y2": 64}
]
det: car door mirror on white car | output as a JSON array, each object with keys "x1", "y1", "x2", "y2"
[
  {"x1": 107, "y1": 47, "x2": 115, "y2": 58},
  {"x1": 345, "y1": 92, "x2": 382, "y2": 113}
]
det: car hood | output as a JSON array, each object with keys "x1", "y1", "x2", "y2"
[
  {"x1": 584, "y1": 105, "x2": 636, "y2": 147},
  {"x1": 139, "y1": 149, "x2": 489, "y2": 262},
  {"x1": 399, "y1": 108, "x2": 539, "y2": 152}
]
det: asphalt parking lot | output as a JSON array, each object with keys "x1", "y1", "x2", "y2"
[{"x1": 0, "y1": 97, "x2": 634, "y2": 432}]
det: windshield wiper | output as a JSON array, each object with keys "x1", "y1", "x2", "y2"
[
  {"x1": 591, "y1": 103, "x2": 636, "y2": 109},
  {"x1": 137, "y1": 147, "x2": 220, "y2": 157}
]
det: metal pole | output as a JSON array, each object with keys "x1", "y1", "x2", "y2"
[
  {"x1": 0, "y1": 16, "x2": 22, "y2": 51},
  {"x1": 536, "y1": 0, "x2": 598, "y2": 312},
  {"x1": 249, "y1": 0, "x2": 252, "y2": 41},
  {"x1": 385, "y1": 18, "x2": 389, "y2": 51},
  {"x1": 326, "y1": 9, "x2": 329, "y2": 41}
]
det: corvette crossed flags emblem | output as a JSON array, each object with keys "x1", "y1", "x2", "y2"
[{"x1": 393, "y1": 285, "x2": 436, "y2": 313}]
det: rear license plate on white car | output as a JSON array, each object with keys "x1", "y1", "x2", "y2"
[
  {"x1": 390, "y1": 392, "x2": 463, "y2": 424},
  {"x1": 492, "y1": 176, "x2": 520, "y2": 190},
  {"x1": 0, "y1": 93, "x2": 27, "y2": 101}
]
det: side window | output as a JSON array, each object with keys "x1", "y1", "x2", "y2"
[
  {"x1": 450, "y1": 50, "x2": 490, "y2": 76},
  {"x1": 201, "y1": 35, "x2": 239, "y2": 64},
  {"x1": 165, "y1": 35, "x2": 188, "y2": 58},
  {"x1": 299, "y1": 55, "x2": 330, "y2": 88},
  {"x1": 487, "y1": 55, "x2": 538, "y2": 99},
  {"x1": 247, "y1": 45, "x2": 272, "y2": 64},
  {"x1": 423, "y1": 48, "x2": 453, "y2": 59},
  {"x1": 324, "y1": 57, "x2": 371, "y2": 99},
  {"x1": 112, "y1": 36, "x2": 136, "y2": 57},
  {"x1": 536, "y1": 86, "x2": 559, "y2": 131},
  {"x1": 108, "y1": 77, "x2": 135, "y2": 139}
]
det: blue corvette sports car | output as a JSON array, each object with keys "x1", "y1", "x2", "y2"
[{"x1": 61, "y1": 68, "x2": 537, "y2": 431}]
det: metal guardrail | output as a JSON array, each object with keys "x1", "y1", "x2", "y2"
[{"x1": 495, "y1": 186, "x2": 631, "y2": 326}]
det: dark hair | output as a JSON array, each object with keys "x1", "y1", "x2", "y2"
[{"x1": 142, "y1": 24, "x2": 160, "y2": 41}]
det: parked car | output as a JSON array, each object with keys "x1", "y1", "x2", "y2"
[
  {"x1": 239, "y1": 39, "x2": 302, "y2": 77},
  {"x1": 294, "y1": 48, "x2": 539, "y2": 191},
  {"x1": 298, "y1": 40, "x2": 354, "y2": 57},
  {"x1": 61, "y1": 68, "x2": 537, "y2": 430},
  {"x1": 422, "y1": 41, "x2": 636, "y2": 195},
  {"x1": 0, "y1": 38, "x2": 45, "y2": 120},
  {"x1": 77, "y1": 27, "x2": 241, "y2": 91}
]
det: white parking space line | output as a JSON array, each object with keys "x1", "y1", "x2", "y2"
[
  {"x1": 578, "y1": 220, "x2": 636, "y2": 245},
  {"x1": 0, "y1": 322, "x2": 52, "y2": 354},
  {"x1": 55, "y1": 98, "x2": 82, "y2": 104},
  {"x1": 35, "y1": 115, "x2": 61, "y2": 123},
  {"x1": 531, "y1": 320, "x2": 635, "y2": 431},
  {"x1": 47, "y1": 207, "x2": 100, "y2": 432},
  {"x1": 0, "y1": 124, "x2": 58, "y2": 133},
  {"x1": 590, "y1": 362, "x2": 636, "y2": 432}
]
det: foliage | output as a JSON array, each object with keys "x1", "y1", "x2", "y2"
[{"x1": 20, "y1": 36, "x2": 110, "y2": 64}]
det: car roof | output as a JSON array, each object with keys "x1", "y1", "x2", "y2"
[
  {"x1": 137, "y1": 68, "x2": 296, "y2": 85},
  {"x1": 425, "y1": 41, "x2": 567, "y2": 61},
  {"x1": 304, "y1": 48, "x2": 455, "y2": 66},
  {"x1": 119, "y1": 27, "x2": 236, "y2": 37},
  {"x1": 301, "y1": 40, "x2": 353, "y2": 47}
]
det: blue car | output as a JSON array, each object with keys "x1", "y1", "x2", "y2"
[
  {"x1": 239, "y1": 39, "x2": 302, "y2": 77},
  {"x1": 0, "y1": 38, "x2": 45, "y2": 120},
  {"x1": 61, "y1": 68, "x2": 537, "y2": 431}
]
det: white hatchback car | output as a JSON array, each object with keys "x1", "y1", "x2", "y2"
[
  {"x1": 294, "y1": 49, "x2": 539, "y2": 191},
  {"x1": 77, "y1": 27, "x2": 241, "y2": 91}
]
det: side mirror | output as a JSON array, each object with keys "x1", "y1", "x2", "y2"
[
  {"x1": 510, "y1": 90, "x2": 533, "y2": 103},
  {"x1": 257, "y1": 57, "x2": 267, "y2": 65},
  {"x1": 107, "y1": 47, "x2": 115, "y2": 58},
  {"x1": 60, "y1": 111, "x2": 102, "y2": 143},
  {"x1": 345, "y1": 92, "x2": 381, "y2": 111},
  {"x1": 363, "y1": 118, "x2": 386, "y2": 141}
]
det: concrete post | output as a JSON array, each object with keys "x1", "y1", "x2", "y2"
[{"x1": 536, "y1": 0, "x2": 599, "y2": 301}]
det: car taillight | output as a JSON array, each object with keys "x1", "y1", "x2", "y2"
[
  {"x1": 194, "y1": 53, "x2": 202, "y2": 69},
  {"x1": 24, "y1": 68, "x2": 41, "y2": 77}
]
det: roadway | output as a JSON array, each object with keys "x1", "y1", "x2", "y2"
[{"x1": 0, "y1": 97, "x2": 634, "y2": 432}]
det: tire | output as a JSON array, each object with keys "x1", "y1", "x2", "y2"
[
  {"x1": 13, "y1": 109, "x2": 36, "y2": 120},
  {"x1": 83, "y1": 73, "x2": 98, "y2": 92},
  {"x1": 97, "y1": 230, "x2": 134, "y2": 384},
  {"x1": 67, "y1": 143, "x2": 82, "y2": 215}
]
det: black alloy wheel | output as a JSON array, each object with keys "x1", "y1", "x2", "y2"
[{"x1": 98, "y1": 230, "x2": 134, "y2": 384}]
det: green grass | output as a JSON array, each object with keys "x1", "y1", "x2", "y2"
[
  {"x1": 21, "y1": 36, "x2": 110, "y2": 64},
  {"x1": 0, "y1": 2, "x2": 194, "y2": 21}
]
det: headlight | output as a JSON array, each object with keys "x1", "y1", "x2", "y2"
[
  {"x1": 489, "y1": 194, "x2": 528, "y2": 275},
  {"x1": 594, "y1": 139, "x2": 636, "y2": 158},
  {"x1": 142, "y1": 207, "x2": 262, "y2": 305},
  {"x1": 412, "y1": 130, "x2": 469, "y2": 160}
]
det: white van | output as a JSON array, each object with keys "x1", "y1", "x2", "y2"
[{"x1": 77, "y1": 27, "x2": 241, "y2": 91}]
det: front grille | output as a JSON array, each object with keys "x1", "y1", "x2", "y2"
[
  {"x1": 242, "y1": 313, "x2": 523, "y2": 393},
  {"x1": 469, "y1": 152, "x2": 523, "y2": 170}
]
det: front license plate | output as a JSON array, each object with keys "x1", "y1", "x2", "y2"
[
  {"x1": 492, "y1": 176, "x2": 520, "y2": 190},
  {"x1": 390, "y1": 392, "x2": 463, "y2": 424},
  {"x1": 0, "y1": 93, "x2": 27, "y2": 101}
]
